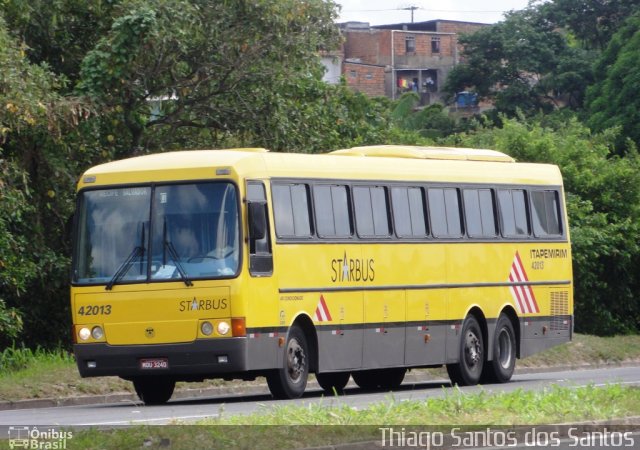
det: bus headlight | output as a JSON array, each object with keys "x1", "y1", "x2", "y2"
[
  {"x1": 78, "y1": 327, "x2": 91, "y2": 341},
  {"x1": 91, "y1": 326, "x2": 104, "y2": 340},
  {"x1": 217, "y1": 321, "x2": 230, "y2": 336},
  {"x1": 201, "y1": 321, "x2": 214, "y2": 336}
]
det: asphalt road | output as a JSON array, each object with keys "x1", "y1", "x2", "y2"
[{"x1": 1, "y1": 366, "x2": 639, "y2": 427}]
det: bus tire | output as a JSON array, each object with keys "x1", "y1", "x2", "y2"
[
  {"x1": 377, "y1": 368, "x2": 406, "y2": 390},
  {"x1": 352, "y1": 368, "x2": 406, "y2": 390},
  {"x1": 133, "y1": 377, "x2": 175, "y2": 405},
  {"x1": 316, "y1": 371, "x2": 350, "y2": 394},
  {"x1": 352, "y1": 370, "x2": 378, "y2": 390},
  {"x1": 446, "y1": 315, "x2": 484, "y2": 386},
  {"x1": 266, "y1": 325, "x2": 309, "y2": 399},
  {"x1": 482, "y1": 314, "x2": 516, "y2": 384}
]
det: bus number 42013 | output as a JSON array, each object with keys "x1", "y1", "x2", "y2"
[
  {"x1": 531, "y1": 261, "x2": 545, "y2": 270},
  {"x1": 77, "y1": 305, "x2": 112, "y2": 316}
]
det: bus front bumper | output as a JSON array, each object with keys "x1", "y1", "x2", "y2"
[{"x1": 73, "y1": 338, "x2": 248, "y2": 378}]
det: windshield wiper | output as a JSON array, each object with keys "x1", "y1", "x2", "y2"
[
  {"x1": 162, "y1": 219, "x2": 193, "y2": 287},
  {"x1": 106, "y1": 223, "x2": 145, "y2": 291}
]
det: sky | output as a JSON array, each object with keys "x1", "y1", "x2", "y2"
[{"x1": 335, "y1": 0, "x2": 532, "y2": 25}]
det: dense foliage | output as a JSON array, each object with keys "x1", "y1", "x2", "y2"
[
  {"x1": 538, "y1": 0, "x2": 640, "y2": 50},
  {"x1": 444, "y1": 7, "x2": 596, "y2": 114},
  {"x1": 0, "y1": 0, "x2": 639, "y2": 348},
  {"x1": 587, "y1": 12, "x2": 640, "y2": 151}
]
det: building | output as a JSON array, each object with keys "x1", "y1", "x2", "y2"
[
  {"x1": 340, "y1": 20, "x2": 488, "y2": 104},
  {"x1": 320, "y1": 50, "x2": 343, "y2": 85}
]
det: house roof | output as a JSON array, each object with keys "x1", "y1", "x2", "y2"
[{"x1": 372, "y1": 19, "x2": 490, "y2": 32}]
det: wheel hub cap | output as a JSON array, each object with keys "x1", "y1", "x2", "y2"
[
  {"x1": 465, "y1": 331, "x2": 482, "y2": 366},
  {"x1": 287, "y1": 338, "x2": 306, "y2": 383}
]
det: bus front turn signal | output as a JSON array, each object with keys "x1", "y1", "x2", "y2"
[{"x1": 232, "y1": 317, "x2": 246, "y2": 337}]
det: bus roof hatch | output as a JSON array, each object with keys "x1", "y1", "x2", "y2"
[{"x1": 329, "y1": 145, "x2": 515, "y2": 163}]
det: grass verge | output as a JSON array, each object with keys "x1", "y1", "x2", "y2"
[
  {"x1": 1, "y1": 333, "x2": 639, "y2": 402},
  {"x1": 61, "y1": 385, "x2": 640, "y2": 450}
]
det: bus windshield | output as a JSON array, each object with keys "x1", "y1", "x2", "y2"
[{"x1": 73, "y1": 182, "x2": 240, "y2": 286}]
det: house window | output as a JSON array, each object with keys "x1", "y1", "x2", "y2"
[
  {"x1": 431, "y1": 37, "x2": 440, "y2": 53},
  {"x1": 365, "y1": 72, "x2": 373, "y2": 80},
  {"x1": 405, "y1": 36, "x2": 416, "y2": 53},
  {"x1": 349, "y1": 70, "x2": 357, "y2": 78}
]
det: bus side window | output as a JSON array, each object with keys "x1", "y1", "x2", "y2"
[
  {"x1": 272, "y1": 183, "x2": 312, "y2": 238},
  {"x1": 531, "y1": 190, "x2": 562, "y2": 237},
  {"x1": 313, "y1": 184, "x2": 353, "y2": 238},
  {"x1": 498, "y1": 189, "x2": 530, "y2": 238},
  {"x1": 353, "y1": 186, "x2": 390, "y2": 238},
  {"x1": 427, "y1": 187, "x2": 463, "y2": 238},
  {"x1": 246, "y1": 181, "x2": 273, "y2": 276},
  {"x1": 463, "y1": 188, "x2": 497, "y2": 238},
  {"x1": 391, "y1": 186, "x2": 428, "y2": 238}
]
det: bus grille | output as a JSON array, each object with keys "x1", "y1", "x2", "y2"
[{"x1": 550, "y1": 291, "x2": 569, "y2": 330}]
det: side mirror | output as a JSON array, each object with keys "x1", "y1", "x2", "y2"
[{"x1": 248, "y1": 203, "x2": 266, "y2": 240}]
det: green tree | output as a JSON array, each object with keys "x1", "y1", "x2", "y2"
[
  {"x1": 390, "y1": 93, "x2": 457, "y2": 139},
  {"x1": 586, "y1": 13, "x2": 640, "y2": 151},
  {"x1": 75, "y1": 0, "x2": 341, "y2": 154},
  {"x1": 538, "y1": 0, "x2": 640, "y2": 51},
  {"x1": 0, "y1": 14, "x2": 74, "y2": 346},
  {"x1": 245, "y1": 76, "x2": 404, "y2": 152},
  {"x1": 0, "y1": 0, "x2": 120, "y2": 87},
  {"x1": 444, "y1": 8, "x2": 595, "y2": 115},
  {"x1": 0, "y1": 0, "x2": 353, "y2": 348}
]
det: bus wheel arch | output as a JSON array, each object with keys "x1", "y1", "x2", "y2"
[
  {"x1": 291, "y1": 314, "x2": 318, "y2": 373},
  {"x1": 266, "y1": 314, "x2": 317, "y2": 399}
]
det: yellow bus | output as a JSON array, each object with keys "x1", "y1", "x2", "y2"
[{"x1": 70, "y1": 145, "x2": 573, "y2": 404}]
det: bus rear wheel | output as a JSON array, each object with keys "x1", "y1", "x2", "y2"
[
  {"x1": 133, "y1": 377, "x2": 175, "y2": 405},
  {"x1": 266, "y1": 325, "x2": 309, "y2": 399},
  {"x1": 352, "y1": 368, "x2": 406, "y2": 391},
  {"x1": 481, "y1": 314, "x2": 516, "y2": 383},
  {"x1": 446, "y1": 315, "x2": 484, "y2": 386},
  {"x1": 316, "y1": 371, "x2": 350, "y2": 394}
]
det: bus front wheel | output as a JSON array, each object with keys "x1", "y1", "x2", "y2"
[
  {"x1": 133, "y1": 377, "x2": 175, "y2": 405},
  {"x1": 266, "y1": 325, "x2": 309, "y2": 399},
  {"x1": 446, "y1": 315, "x2": 484, "y2": 386}
]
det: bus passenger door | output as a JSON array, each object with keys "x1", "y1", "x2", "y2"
[
  {"x1": 244, "y1": 181, "x2": 278, "y2": 370},
  {"x1": 247, "y1": 183, "x2": 273, "y2": 276}
]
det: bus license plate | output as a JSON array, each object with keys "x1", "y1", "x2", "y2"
[{"x1": 139, "y1": 358, "x2": 169, "y2": 370}]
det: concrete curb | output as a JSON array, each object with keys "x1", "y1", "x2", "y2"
[{"x1": 1, "y1": 361, "x2": 638, "y2": 411}]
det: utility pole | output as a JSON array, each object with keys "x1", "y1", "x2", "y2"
[{"x1": 402, "y1": 5, "x2": 418, "y2": 23}]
